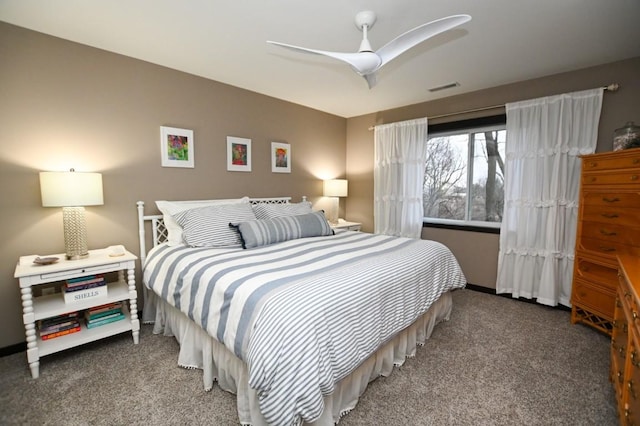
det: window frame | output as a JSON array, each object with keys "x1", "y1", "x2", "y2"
[{"x1": 423, "y1": 114, "x2": 506, "y2": 233}]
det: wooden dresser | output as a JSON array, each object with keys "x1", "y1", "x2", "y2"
[
  {"x1": 571, "y1": 148, "x2": 640, "y2": 335},
  {"x1": 611, "y1": 255, "x2": 640, "y2": 423}
]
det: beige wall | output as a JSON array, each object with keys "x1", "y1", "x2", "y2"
[
  {"x1": 346, "y1": 57, "x2": 640, "y2": 289},
  {"x1": 0, "y1": 22, "x2": 346, "y2": 348}
]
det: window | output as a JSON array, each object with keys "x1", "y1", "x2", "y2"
[{"x1": 423, "y1": 117, "x2": 506, "y2": 229}]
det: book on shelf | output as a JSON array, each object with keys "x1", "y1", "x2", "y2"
[
  {"x1": 85, "y1": 306, "x2": 123, "y2": 321},
  {"x1": 85, "y1": 312, "x2": 125, "y2": 329},
  {"x1": 86, "y1": 301, "x2": 123, "y2": 316},
  {"x1": 41, "y1": 325, "x2": 81, "y2": 340},
  {"x1": 37, "y1": 312, "x2": 79, "y2": 329},
  {"x1": 64, "y1": 280, "x2": 106, "y2": 293},
  {"x1": 86, "y1": 309, "x2": 123, "y2": 323},
  {"x1": 66, "y1": 274, "x2": 101, "y2": 284},
  {"x1": 64, "y1": 275, "x2": 106, "y2": 291},
  {"x1": 39, "y1": 319, "x2": 80, "y2": 335}
]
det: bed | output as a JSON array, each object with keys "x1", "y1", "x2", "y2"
[{"x1": 137, "y1": 197, "x2": 466, "y2": 426}]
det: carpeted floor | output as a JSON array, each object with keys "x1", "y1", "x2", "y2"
[{"x1": 0, "y1": 289, "x2": 617, "y2": 425}]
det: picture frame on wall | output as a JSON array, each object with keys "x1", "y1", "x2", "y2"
[
  {"x1": 160, "y1": 126, "x2": 194, "y2": 168},
  {"x1": 271, "y1": 142, "x2": 291, "y2": 173},
  {"x1": 227, "y1": 136, "x2": 252, "y2": 172}
]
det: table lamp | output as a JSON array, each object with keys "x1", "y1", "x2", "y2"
[
  {"x1": 323, "y1": 179, "x2": 348, "y2": 225},
  {"x1": 39, "y1": 169, "x2": 104, "y2": 260}
]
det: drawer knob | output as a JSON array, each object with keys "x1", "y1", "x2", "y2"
[
  {"x1": 632, "y1": 175, "x2": 639, "y2": 181},
  {"x1": 633, "y1": 158, "x2": 640, "y2": 164},
  {"x1": 602, "y1": 213, "x2": 619, "y2": 219},
  {"x1": 589, "y1": 162, "x2": 598, "y2": 167},
  {"x1": 599, "y1": 246, "x2": 616, "y2": 252},
  {"x1": 602, "y1": 197, "x2": 620, "y2": 203},
  {"x1": 600, "y1": 229, "x2": 617, "y2": 236}
]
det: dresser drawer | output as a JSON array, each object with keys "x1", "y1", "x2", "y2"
[
  {"x1": 582, "y1": 192, "x2": 640, "y2": 208},
  {"x1": 572, "y1": 279, "x2": 616, "y2": 319},
  {"x1": 574, "y1": 257, "x2": 618, "y2": 289},
  {"x1": 579, "y1": 237, "x2": 640, "y2": 259},
  {"x1": 580, "y1": 222, "x2": 640, "y2": 246},
  {"x1": 582, "y1": 204, "x2": 640, "y2": 227},
  {"x1": 582, "y1": 170, "x2": 640, "y2": 186},
  {"x1": 582, "y1": 154, "x2": 640, "y2": 172}
]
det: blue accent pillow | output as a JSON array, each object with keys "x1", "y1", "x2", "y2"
[{"x1": 230, "y1": 211, "x2": 333, "y2": 249}]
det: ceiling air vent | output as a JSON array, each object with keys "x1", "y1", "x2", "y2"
[{"x1": 429, "y1": 82, "x2": 460, "y2": 92}]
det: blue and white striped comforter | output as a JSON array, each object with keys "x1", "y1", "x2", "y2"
[{"x1": 143, "y1": 231, "x2": 466, "y2": 426}]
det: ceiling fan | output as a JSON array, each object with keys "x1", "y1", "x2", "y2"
[{"x1": 267, "y1": 11, "x2": 471, "y2": 89}]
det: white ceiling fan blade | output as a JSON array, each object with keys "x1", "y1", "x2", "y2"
[
  {"x1": 375, "y1": 14, "x2": 471, "y2": 66},
  {"x1": 364, "y1": 73, "x2": 377, "y2": 89},
  {"x1": 267, "y1": 40, "x2": 382, "y2": 75}
]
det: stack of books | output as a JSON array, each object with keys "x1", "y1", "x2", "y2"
[
  {"x1": 84, "y1": 302, "x2": 125, "y2": 329},
  {"x1": 63, "y1": 275, "x2": 107, "y2": 304},
  {"x1": 38, "y1": 312, "x2": 81, "y2": 340}
]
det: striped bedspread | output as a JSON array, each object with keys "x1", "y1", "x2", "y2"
[{"x1": 143, "y1": 231, "x2": 466, "y2": 426}]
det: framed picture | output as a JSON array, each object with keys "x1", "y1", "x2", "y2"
[
  {"x1": 160, "y1": 126, "x2": 194, "y2": 168},
  {"x1": 271, "y1": 142, "x2": 291, "y2": 173},
  {"x1": 227, "y1": 136, "x2": 252, "y2": 172}
]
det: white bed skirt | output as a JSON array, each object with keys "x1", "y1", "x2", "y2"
[{"x1": 143, "y1": 290, "x2": 454, "y2": 425}]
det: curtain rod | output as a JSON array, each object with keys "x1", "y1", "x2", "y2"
[{"x1": 368, "y1": 83, "x2": 619, "y2": 130}]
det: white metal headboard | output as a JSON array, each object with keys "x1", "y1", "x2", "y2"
[{"x1": 136, "y1": 197, "x2": 305, "y2": 267}]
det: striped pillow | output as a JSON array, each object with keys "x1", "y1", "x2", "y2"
[
  {"x1": 231, "y1": 211, "x2": 333, "y2": 249},
  {"x1": 173, "y1": 203, "x2": 256, "y2": 247},
  {"x1": 253, "y1": 201, "x2": 312, "y2": 220}
]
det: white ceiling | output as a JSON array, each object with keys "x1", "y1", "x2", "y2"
[{"x1": 1, "y1": 1, "x2": 639, "y2": 118}]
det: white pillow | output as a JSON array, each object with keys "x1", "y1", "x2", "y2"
[
  {"x1": 252, "y1": 201, "x2": 313, "y2": 220},
  {"x1": 173, "y1": 203, "x2": 257, "y2": 248},
  {"x1": 156, "y1": 197, "x2": 249, "y2": 245}
]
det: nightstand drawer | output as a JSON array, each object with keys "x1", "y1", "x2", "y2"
[{"x1": 39, "y1": 263, "x2": 126, "y2": 281}]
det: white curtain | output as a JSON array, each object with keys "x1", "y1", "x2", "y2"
[
  {"x1": 374, "y1": 117, "x2": 428, "y2": 238},
  {"x1": 496, "y1": 88, "x2": 603, "y2": 306}
]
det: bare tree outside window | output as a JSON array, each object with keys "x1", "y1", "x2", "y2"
[{"x1": 424, "y1": 127, "x2": 506, "y2": 226}]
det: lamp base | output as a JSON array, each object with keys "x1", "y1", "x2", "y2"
[
  {"x1": 327, "y1": 197, "x2": 340, "y2": 225},
  {"x1": 66, "y1": 252, "x2": 89, "y2": 261},
  {"x1": 62, "y1": 206, "x2": 89, "y2": 260}
]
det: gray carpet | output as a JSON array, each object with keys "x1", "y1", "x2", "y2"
[{"x1": 0, "y1": 289, "x2": 617, "y2": 425}]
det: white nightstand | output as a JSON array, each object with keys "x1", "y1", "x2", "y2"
[
  {"x1": 14, "y1": 248, "x2": 139, "y2": 378},
  {"x1": 331, "y1": 220, "x2": 362, "y2": 232}
]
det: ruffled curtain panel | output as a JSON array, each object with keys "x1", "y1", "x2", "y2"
[
  {"x1": 374, "y1": 117, "x2": 428, "y2": 238},
  {"x1": 496, "y1": 88, "x2": 604, "y2": 306}
]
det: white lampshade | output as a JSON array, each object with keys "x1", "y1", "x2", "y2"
[
  {"x1": 323, "y1": 179, "x2": 348, "y2": 197},
  {"x1": 39, "y1": 170, "x2": 104, "y2": 260},
  {"x1": 40, "y1": 171, "x2": 104, "y2": 207}
]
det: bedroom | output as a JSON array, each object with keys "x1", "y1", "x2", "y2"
[{"x1": 1, "y1": 1, "x2": 639, "y2": 424}]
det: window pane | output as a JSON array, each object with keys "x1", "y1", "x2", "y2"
[
  {"x1": 423, "y1": 135, "x2": 468, "y2": 220},
  {"x1": 470, "y1": 130, "x2": 506, "y2": 222}
]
